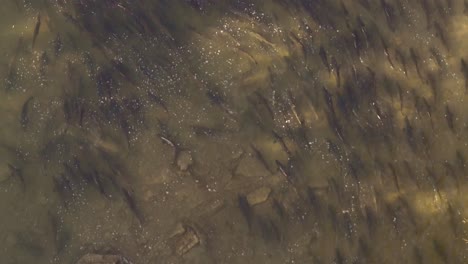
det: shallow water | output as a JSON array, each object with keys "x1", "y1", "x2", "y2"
[{"x1": 0, "y1": 0, "x2": 467, "y2": 263}]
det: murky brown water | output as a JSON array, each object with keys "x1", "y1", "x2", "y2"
[{"x1": 0, "y1": 0, "x2": 467, "y2": 263}]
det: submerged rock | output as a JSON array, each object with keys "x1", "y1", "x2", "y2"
[
  {"x1": 172, "y1": 224, "x2": 201, "y2": 256},
  {"x1": 246, "y1": 187, "x2": 271, "y2": 206}
]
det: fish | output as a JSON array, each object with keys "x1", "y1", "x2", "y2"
[
  {"x1": 395, "y1": 49, "x2": 408, "y2": 76},
  {"x1": 351, "y1": 30, "x2": 363, "y2": 60},
  {"x1": 356, "y1": 16, "x2": 370, "y2": 48},
  {"x1": 434, "y1": 22, "x2": 449, "y2": 50},
  {"x1": 53, "y1": 33, "x2": 63, "y2": 57},
  {"x1": 334, "y1": 248, "x2": 345, "y2": 264},
  {"x1": 111, "y1": 59, "x2": 136, "y2": 85},
  {"x1": 275, "y1": 160, "x2": 293, "y2": 184},
  {"x1": 253, "y1": 91, "x2": 275, "y2": 120},
  {"x1": 250, "y1": 144, "x2": 273, "y2": 174},
  {"x1": 322, "y1": 86, "x2": 335, "y2": 117},
  {"x1": 122, "y1": 187, "x2": 144, "y2": 224},
  {"x1": 381, "y1": 0, "x2": 396, "y2": 31},
  {"x1": 430, "y1": 47, "x2": 446, "y2": 69},
  {"x1": 461, "y1": 59, "x2": 468, "y2": 91},
  {"x1": 455, "y1": 150, "x2": 466, "y2": 172},
  {"x1": 238, "y1": 194, "x2": 252, "y2": 228},
  {"x1": 397, "y1": 83, "x2": 404, "y2": 111},
  {"x1": 6, "y1": 37, "x2": 24, "y2": 90},
  {"x1": 388, "y1": 163, "x2": 400, "y2": 193},
  {"x1": 330, "y1": 56, "x2": 341, "y2": 87},
  {"x1": 409, "y1": 48, "x2": 423, "y2": 79},
  {"x1": 404, "y1": 116, "x2": 416, "y2": 152},
  {"x1": 206, "y1": 89, "x2": 235, "y2": 117},
  {"x1": 319, "y1": 46, "x2": 331, "y2": 75},
  {"x1": 433, "y1": 239, "x2": 449, "y2": 263},
  {"x1": 20, "y1": 96, "x2": 34, "y2": 130},
  {"x1": 147, "y1": 90, "x2": 168, "y2": 112},
  {"x1": 256, "y1": 216, "x2": 282, "y2": 242},
  {"x1": 32, "y1": 14, "x2": 41, "y2": 49},
  {"x1": 444, "y1": 104, "x2": 455, "y2": 133},
  {"x1": 7, "y1": 163, "x2": 25, "y2": 190},
  {"x1": 381, "y1": 37, "x2": 395, "y2": 69},
  {"x1": 287, "y1": 90, "x2": 304, "y2": 126},
  {"x1": 413, "y1": 246, "x2": 424, "y2": 264},
  {"x1": 272, "y1": 130, "x2": 292, "y2": 157}
]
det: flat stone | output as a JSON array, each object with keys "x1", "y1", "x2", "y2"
[
  {"x1": 174, "y1": 225, "x2": 200, "y2": 256},
  {"x1": 246, "y1": 187, "x2": 271, "y2": 206}
]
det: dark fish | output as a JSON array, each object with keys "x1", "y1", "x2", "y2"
[
  {"x1": 32, "y1": 14, "x2": 41, "y2": 49},
  {"x1": 447, "y1": 203, "x2": 461, "y2": 235},
  {"x1": 330, "y1": 56, "x2": 341, "y2": 87},
  {"x1": 272, "y1": 198, "x2": 286, "y2": 220},
  {"x1": 276, "y1": 160, "x2": 293, "y2": 184},
  {"x1": 434, "y1": 22, "x2": 449, "y2": 50},
  {"x1": 39, "y1": 51, "x2": 49, "y2": 77},
  {"x1": 287, "y1": 90, "x2": 303, "y2": 125},
  {"x1": 257, "y1": 217, "x2": 281, "y2": 242},
  {"x1": 6, "y1": 37, "x2": 24, "y2": 90},
  {"x1": 272, "y1": 130, "x2": 292, "y2": 157},
  {"x1": 356, "y1": 16, "x2": 370, "y2": 48},
  {"x1": 455, "y1": 150, "x2": 466, "y2": 172},
  {"x1": 53, "y1": 33, "x2": 63, "y2": 57},
  {"x1": 402, "y1": 160, "x2": 419, "y2": 188},
  {"x1": 364, "y1": 206, "x2": 378, "y2": 235},
  {"x1": 335, "y1": 248, "x2": 345, "y2": 264},
  {"x1": 53, "y1": 174, "x2": 73, "y2": 207},
  {"x1": 250, "y1": 144, "x2": 273, "y2": 173},
  {"x1": 20, "y1": 96, "x2": 34, "y2": 129},
  {"x1": 420, "y1": 0, "x2": 433, "y2": 26},
  {"x1": 426, "y1": 73, "x2": 438, "y2": 101},
  {"x1": 461, "y1": 58, "x2": 468, "y2": 91},
  {"x1": 206, "y1": 89, "x2": 235, "y2": 117},
  {"x1": 381, "y1": 37, "x2": 395, "y2": 69},
  {"x1": 351, "y1": 30, "x2": 362, "y2": 60},
  {"x1": 388, "y1": 163, "x2": 400, "y2": 193},
  {"x1": 433, "y1": 239, "x2": 449, "y2": 263},
  {"x1": 122, "y1": 187, "x2": 144, "y2": 224},
  {"x1": 7, "y1": 163, "x2": 25, "y2": 190},
  {"x1": 409, "y1": 48, "x2": 423, "y2": 79},
  {"x1": 318, "y1": 46, "x2": 331, "y2": 75},
  {"x1": 111, "y1": 59, "x2": 136, "y2": 85},
  {"x1": 430, "y1": 47, "x2": 446, "y2": 69},
  {"x1": 238, "y1": 194, "x2": 252, "y2": 228},
  {"x1": 322, "y1": 86, "x2": 335, "y2": 116},
  {"x1": 444, "y1": 104, "x2": 455, "y2": 132},
  {"x1": 395, "y1": 49, "x2": 408, "y2": 76},
  {"x1": 397, "y1": 83, "x2": 404, "y2": 111},
  {"x1": 254, "y1": 91, "x2": 274, "y2": 120},
  {"x1": 359, "y1": 0, "x2": 371, "y2": 11},
  {"x1": 413, "y1": 246, "x2": 424, "y2": 264},
  {"x1": 192, "y1": 125, "x2": 223, "y2": 138},
  {"x1": 381, "y1": 0, "x2": 396, "y2": 31},
  {"x1": 404, "y1": 116, "x2": 416, "y2": 152},
  {"x1": 90, "y1": 170, "x2": 106, "y2": 196},
  {"x1": 147, "y1": 90, "x2": 168, "y2": 112},
  {"x1": 426, "y1": 167, "x2": 442, "y2": 200}
]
